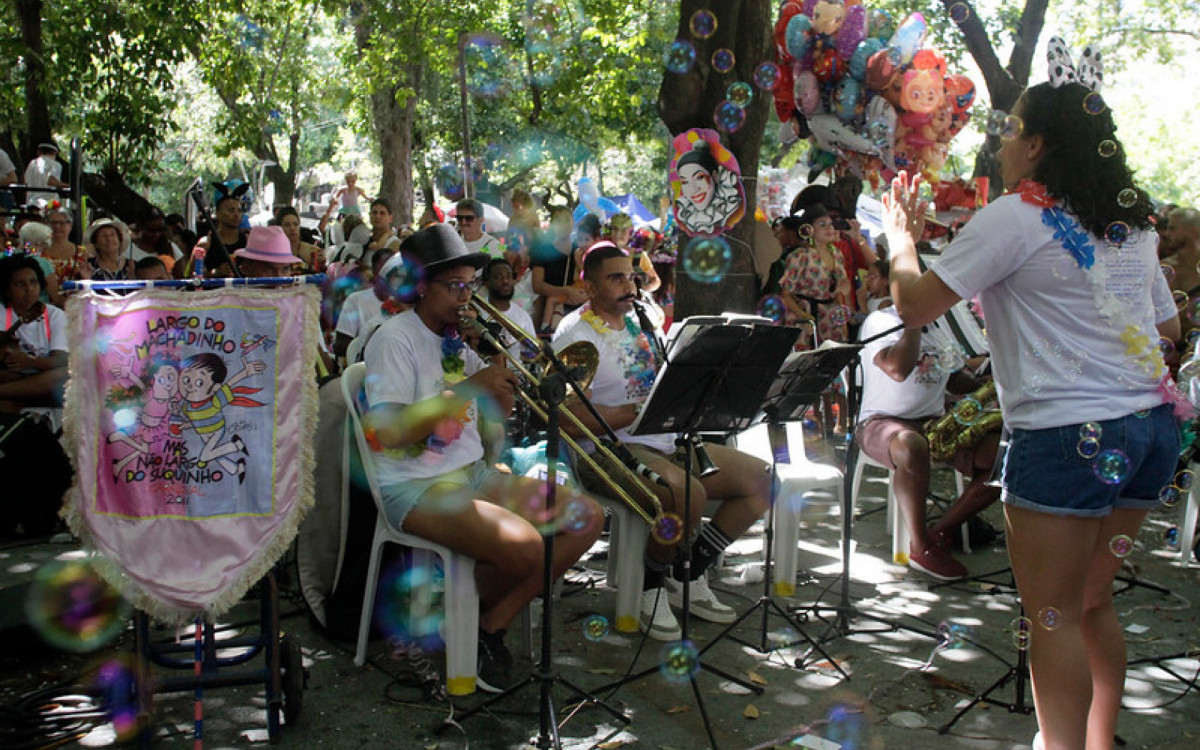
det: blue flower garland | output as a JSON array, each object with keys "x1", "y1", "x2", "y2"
[{"x1": 1040, "y1": 206, "x2": 1095, "y2": 270}]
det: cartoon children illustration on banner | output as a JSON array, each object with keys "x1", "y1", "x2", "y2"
[{"x1": 95, "y1": 304, "x2": 279, "y2": 519}]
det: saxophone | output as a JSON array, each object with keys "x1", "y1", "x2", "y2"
[{"x1": 924, "y1": 380, "x2": 1003, "y2": 462}]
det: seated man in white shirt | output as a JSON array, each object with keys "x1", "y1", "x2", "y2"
[
  {"x1": 478, "y1": 257, "x2": 537, "y2": 361},
  {"x1": 363, "y1": 224, "x2": 602, "y2": 692},
  {"x1": 334, "y1": 248, "x2": 395, "y2": 362},
  {"x1": 553, "y1": 242, "x2": 771, "y2": 640},
  {"x1": 857, "y1": 306, "x2": 1000, "y2": 581}
]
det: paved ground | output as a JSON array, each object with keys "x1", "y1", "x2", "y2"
[{"x1": 2, "y1": 441, "x2": 1199, "y2": 749}]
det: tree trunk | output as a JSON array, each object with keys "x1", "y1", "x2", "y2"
[
  {"x1": 15, "y1": 0, "x2": 52, "y2": 162},
  {"x1": 945, "y1": 0, "x2": 1048, "y2": 198},
  {"x1": 371, "y1": 76, "x2": 418, "y2": 225},
  {"x1": 659, "y1": 0, "x2": 772, "y2": 318},
  {"x1": 81, "y1": 167, "x2": 155, "y2": 224}
]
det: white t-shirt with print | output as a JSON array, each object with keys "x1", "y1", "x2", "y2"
[
  {"x1": 5, "y1": 304, "x2": 67, "y2": 429},
  {"x1": 930, "y1": 194, "x2": 1175, "y2": 430},
  {"x1": 363, "y1": 308, "x2": 486, "y2": 484},
  {"x1": 553, "y1": 305, "x2": 676, "y2": 454},
  {"x1": 336, "y1": 288, "x2": 385, "y2": 339},
  {"x1": 464, "y1": 233, "x2": 502, "y2": 257},
  {"x1": 858, "y1": 306, "x2": 949, "y2": 424}
]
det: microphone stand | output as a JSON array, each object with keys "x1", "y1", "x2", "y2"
[{"x1": 446, "y1": 323, "x2": 629, "y2": 750}]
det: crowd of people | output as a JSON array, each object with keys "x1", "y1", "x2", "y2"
[{"x1": 2, "y1": 70, "x2": 1194, "y2": 747}]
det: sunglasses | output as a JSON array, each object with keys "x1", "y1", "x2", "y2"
[{"x1": 457, "y1": 215, "x2": 478, "y2": 223}]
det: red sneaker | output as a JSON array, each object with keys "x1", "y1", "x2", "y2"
[{"x1": 908, "y1": 544, "x2": 967, "y2": 581}]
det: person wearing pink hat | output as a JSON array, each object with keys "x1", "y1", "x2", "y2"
[{"x1": 233, "y1": 226, "x2": 303, "y2": 278}]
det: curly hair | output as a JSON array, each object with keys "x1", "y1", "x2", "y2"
[
  {"x1": 0, "y1": 254, "x2": 46, "y2": 306},
  {"x1": 1019, "y1": 82, "x2": 1152, "y2": 240}
]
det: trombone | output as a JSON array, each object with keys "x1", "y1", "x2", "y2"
[{"x1": 464, "y1": 295, "x2": 666, "y2": 527}]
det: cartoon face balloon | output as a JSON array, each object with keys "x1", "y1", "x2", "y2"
[
  {"x1": 811, "y1": 0, "x2": 847, "y2": 36},
  {"x1": 902, "y1": 68, "x2": 943, "y2": 114},
  {"x1": 669, "y1": 129, "x2": 746, "y2": 238}
]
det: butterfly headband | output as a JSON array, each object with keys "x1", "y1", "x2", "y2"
[{"x1": 1046, "y1": 36, "x2": 1103, "y2": 92}]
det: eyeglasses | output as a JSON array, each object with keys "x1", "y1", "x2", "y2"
[
  {"x1": 432, "y1": 278, "x2": 479, "y2": 295},
  {"x1": 457, "y1": 215, "x2": 478, "y2": 223}
]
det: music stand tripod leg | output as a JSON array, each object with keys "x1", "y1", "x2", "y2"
[{"x1": 444, "y1": 375, "x2": 629, "y2": 749}]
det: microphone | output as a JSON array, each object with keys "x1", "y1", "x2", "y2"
[
  {"x1": 607, "y1": 440, "x2": 669, "y2": 488},
  {"x1": 631, "y1": 297, "x2": 666, "y2": 363}
]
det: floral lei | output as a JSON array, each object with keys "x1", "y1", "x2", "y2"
[
  {"x1": 580, "y1": 304, "x2": 656, "y2": 391},
  {"x1": 441, "y1": 326, "x2": 466, "y2": 386},
  {"x1": 1015, "y1": 180, "x2": 1190, "y2": 416}
]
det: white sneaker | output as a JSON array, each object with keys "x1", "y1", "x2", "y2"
[
  {"x1": 666, "y1": 575, "x2": 737, "y2": 624},
  {"x1": 639, "y1": 588, "x2": 682, "y2": 641}
]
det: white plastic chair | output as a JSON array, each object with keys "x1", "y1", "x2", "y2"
[
  {"x1": 341, "y1": 363, "x2": 481, "y2": 696},
  {"x1": 850, "y1": 451, "x2": 968, "y2": 565},
  {"x1": 602, "y1": 499, "x2": 649, "y2": 633},
  {"x1": 735, "y1": 421, "x2": 844, "y2": 597}
]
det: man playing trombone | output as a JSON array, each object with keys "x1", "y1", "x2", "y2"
[
  {"x1": 553, "y1": 242, "x2": 772, "y2": 640},
  {"x1": 362, "y1": 224, "x2": 603, "y2": 692}
]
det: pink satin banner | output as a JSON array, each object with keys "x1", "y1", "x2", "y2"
[{"x1": 64, "y1": 286, "x2": 319, "y2": 621}]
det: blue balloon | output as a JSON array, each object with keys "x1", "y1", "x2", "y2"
[
  {"x1": 887, "y1": 13, "x2": 927, "y2": 66},
  {"x1": 786, "y1": 15, "x2": 813, "y2": 61},
  {"x1": 834, "y1": 78, "x2": 862, "y2": 123},
  {"x1": 849, "y1": 38, "x2": 884, "y2": 80}
]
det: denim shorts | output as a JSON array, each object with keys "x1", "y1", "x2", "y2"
[
  {"x1": 379, "y1": 461, "x2": 500, "y2": 529},
  {"x1": 1001, "y1": 404, "x2": 1180, "y2": 517}
]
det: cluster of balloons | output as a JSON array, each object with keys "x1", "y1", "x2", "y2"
[{"x1": 772, "y1": 1, "x2": 975, "y2": 185}]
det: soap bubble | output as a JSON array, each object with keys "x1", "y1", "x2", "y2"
[
  {"x1": 756, "y1": 295, "x2": 786, "y2": 323},
  {"x1": 1108, "y1": 534, "x2": 1134, "y2": 558},
  {"x1": 828, "y1": 304, "x2": 849, "y2": 327},
  {"x1": 659, "y1": 640, "x2": 701, "y2": 684},
  {"x1": 682, "y1": 237, "x2": 732, "y2": 283},
  {"x1": 583, "y1": 614, "x2": 610, "y2": 642},
  {"x1": 1037, "y1": 606, "x2": 1062, "y2": 631},
  {"x1": 1076, "y1": 438, "x2": 1101, "y2": 459},
  {"x1": 935, "y1": 621, "x2": 971, "y2": 649},
  {"x1": 375, "y1": 560, "x2": 444, "y2": 649},
  {"x1": 753, "y1": 62, "x2": 780, "y2": 91},
  {"x1": 1079, "y1": 422, "x2": 1102, "y2": 440},
  {"x1": 463, "y1": 33, "x2": 517, "y2": 99},
  {"x1": 1117, "y1": 188, "x2": 1138, "y2": 209},
  {"x1": 952, "y1": 397, "x2": 983, "y2": 426},
  {"x1": 1105, "y1": 221, "x2": 1130, "y2": 245},
  {"x1": 999, "y1": 114, "x2": 1023, "y2": 141},
  {"x1": 713, "y1": 100, "x2": 746, "y2": 132},
  {"x1": 948, "y1": 2, "x2": 971, "y2": 23},
  {"x1": 1175, "y1": 469, "x2": 1194, "y2": 491},
  {"x1": 1083, "y1": 92, "x2": 1106, "y2": 115},
  {"x1": 383, "y1": 253, "x2": 425, "y2": 303},
  {"x1": 711, "y1": 48, "x2": 736, "y2": 73},
  {"x1": 559, "y1": 496, "x2": 595, "y2": 535},
  {"x1": 1011, "y1": 616, "x2": 1032, "y2": 650},
  {"x1": 1098, "y1": 140, "x2": 1118, "y2": 158},
  {"x1": 1158, "y1": 485, "x2": 1182, "y2": 508},
  {"x1": 1159, "y1": 337, "x2": 1175, "y2": 358},
  {"x1": 689, "y1": 9, "x2": 717, "y2": 39},
  {"x1": 1187, "y1": 299, "x2": 1200, "y2": 326},
  {"x1": 26, "y1": 560, "x2": 130, "y2": 653},
  {"x1": 665, "y1": 40, "x2": 697, "y2": 74},
  {"x1": 1173, "y1": 289, "x2": 1189, "y2": 312},
  {"x1": 1092, "y1": 449, "x2": 1130, "y2": 485},
  {"x1": 652, "y1": 512, "x2": 684, "y2": 545},
  {"x1": 726, "y1": 81, "x2": 753, "y2": 108},
  {"x1": 92, "y1": 657, "x2": 142, "y2": 742},
  {"x1": 1161, "y1": 263, "x2": 1177, "y2": 283}
]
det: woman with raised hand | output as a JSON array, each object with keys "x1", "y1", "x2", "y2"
[{"x1": 883, "y1": 79, "x2": 1181, "y2": 750}]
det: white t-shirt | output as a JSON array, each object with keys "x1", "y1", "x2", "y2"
[
  {"x1": 5, "y1": 304, "x2": 67, "y2": 429},
  {"x1": 363, "y1": 309, "x2": 487, "y2": 483},
  {"x1": 553, "y1": 305, "x2": 676, "y2": 454},
  {"x1": 129, "y1": 241, "x2": 184, "y2": 262},
  {"x1": 857, "y1": 307, "x2": 949, "y2": 424},
  {"x1": 336, "y1": 288, "x2": 385, "y2": 339},
  {"x1": 480, "y1": 299, "x2": 537, "y2": 362},
  {"x1": 930, "y1": 194, "x2": 1175, "y2": 429},
  {"x1": 464, "y1": 233, "x2": 502, "y2": 257},
  {"x1": 24, "y1": 156, "x2": 62, "y2": 205},
  {"x1": 0, "y1": 149, "x2": 15, "y2": 179}
]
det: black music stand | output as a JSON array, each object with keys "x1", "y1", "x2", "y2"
[
  {"x1": 597, "y1": 321, "x2": 797, "y2": 750},
  {"x1": 707, "y1": 342, "x2": 862, "y2": 674},
  {"x1": 795, "y1": 327, "x2": 940, "y2": 646}
]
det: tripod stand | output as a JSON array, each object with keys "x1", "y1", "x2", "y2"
[
  {"x1": 797, "y1": 342, "x2": 940, "y2": 645},
  {"x1": 938, "y1": 605, "x2": 1034, "y2": 733},
  {"x1": 447, "y1": 366, "x2": 628, "y2": 749},
  {"x1": 595, "y1": 320, "x2": 798, "y2": 749}
]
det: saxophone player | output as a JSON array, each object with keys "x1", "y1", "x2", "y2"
[{"x1": 857, "y1": 304, "x2": 1001, "y2": 581}]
